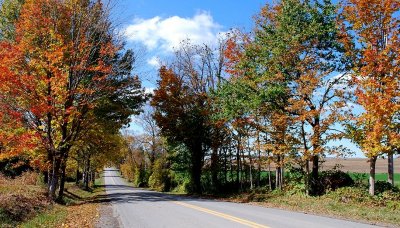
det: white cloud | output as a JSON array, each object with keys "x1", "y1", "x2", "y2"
[
  {"x1": 147, "y1": 56, "x2": 161, "y2": 68},
  {"x1": 145, "y1": 87, "x2": 155, "y2": 95},
  {"x1": 125, "y1": 12, "x2": 223, "y2": 52}
]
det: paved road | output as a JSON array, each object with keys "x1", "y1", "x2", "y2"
[{"x1": 103, "y1": 168, "x2": 380, "y2": 228}]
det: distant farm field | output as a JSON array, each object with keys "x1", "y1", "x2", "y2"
[{"x1": 322, "y1": 157, "x2": 400, "y2": 173}]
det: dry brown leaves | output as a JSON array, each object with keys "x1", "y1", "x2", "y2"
[{"x1": 60, "y1": 203, "x2": 100, "y2": 228}]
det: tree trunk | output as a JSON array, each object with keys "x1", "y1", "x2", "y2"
[
  {"x1": 48, "y1": 154, "x2": 62, "y2": 200},
  {"x1": 257, "y1": 145, "x2": 261, "y2": 188},
  {"x1": 229, "y1": 147, "x2": 233, "y2": 182},
  {"x1": 43, "y1": 170, "x2": 48, "y2": 184},
  {"x1": 275, "y1": 155, "x2": 284, "y2": 190},
  {"x1": 190, "y1": 144, "x2": 203, "y2": 194},
  {"x1": 301, "y1": 121, "x2": 310, "y2": 195},
  {"x1": 236, "y1": 141, "x2": 241, "y2": 190},
  {"x1": 210, "y1": 146, "x2": 219, "y2": 191},
  {"x1": 305, "y1": 159, "x2": 310, "y2": 195},
  {"x1": 223, "y1": 147, "x2": 227, "y2": 183},
  {"x1": 369, "y1": 156, "x2": 377, "y2": 196},
  {"x1": 388, "y1": 152, "x2": 394, "y2": 185},
  {"x1": 75, "y1": 162, "x2": 80, "y2": 185},
  {"x1": 310, "y1": 154, "x2": 319, "y2": 195},
  {"x1": 249, "y1": 149, "x2": 253, "y2": 190},
  {"x1": 91, "y1": 170, "x2": 95, "y2": 187},
  {"x1": 58, "y1": 157, "x2": 68, "y2": 201},
  {"x1": 276, "y1": 167, "x2": 284, "y2": 190},
  {"x1": 240, "y1": 147, "x2": 245, "y2": 191},
  {"x1": 267, "y1": 152, "x2": 272, "y2": 191},
  {"x1": 84, "y1": 155, "x2": 90, "y2": 190}
]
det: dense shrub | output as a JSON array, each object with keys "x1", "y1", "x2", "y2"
[
  {"x1": 120, "y1": 163, "x2": 134, "y2": 182},
  {"x1": 148, "y1": 156, "x2": 171, "y2": 191},
  {"x1": 170, "y1": 171, "x2": 191, "y2": 193},
  {"x1": 0, "y1": 157, "x2": 32, "y2": 178},
  {"x1": 326, "y1": 187, "x2": 370, "y2": 203},
  {"x1": 284, "y1": 167, "x2": 306, "y2": 194},
  {"x1": 374, "y1": 181, "x2": 399, "y2": 195},
  {"x1": 133, "y1": 165, "x2": 148, "y2": 187},
  {"x1": 320, "y1": 169, "x2": 354, "y2": 192}
]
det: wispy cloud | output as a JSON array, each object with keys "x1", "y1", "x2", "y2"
[{"x1": 147, "y1": 56, "x2": 161, "y2": 68}]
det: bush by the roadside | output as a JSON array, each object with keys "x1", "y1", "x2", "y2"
[
  {"x1": 148, "y1": 155, "x2": 171, "y2": 191},
  {"x1": 0, "y1": 172, "x2": 50, "y2": 227},
  {"x1": 0, "y1": 192, "x2": 50, "y2": 222},
  {"x1": 320, "y1": 169, "x2": 354, "y2": 191},
  {"x1": 374, "y1": 181, "x2": 399, "y2": 194},
  {"x1": 0, "y1": 157, "x2": 32, "y2": 178}
]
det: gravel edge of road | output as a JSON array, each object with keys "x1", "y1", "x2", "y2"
[{"x1": 95, "y1": 202, "x2": 121, "y2": 228}]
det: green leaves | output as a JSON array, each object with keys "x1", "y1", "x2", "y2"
[{"x1": 0, "y1": 0, "x2": 24, "y2": 41}]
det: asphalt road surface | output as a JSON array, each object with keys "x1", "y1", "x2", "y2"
[{"x1": 103, "y1": 168, "x2": 380, "y2": 228}]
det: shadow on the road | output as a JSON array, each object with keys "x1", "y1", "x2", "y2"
[
  {"x1": 89, "y1": 188, "x2": 169, "y2": 204},
  {"x1": 103, "y1": 169, "x2": 120, "y2": 172},
  {"x1": 89, "y1": 184, "x2": 211, "y2": 205}
]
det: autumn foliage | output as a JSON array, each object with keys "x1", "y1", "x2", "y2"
[
  {"x1": 0, "y1": 0, "x2": 145, "y2": 200},
  {"x1": 342, "y1": 0, "x2": 400, "y2": 195}
]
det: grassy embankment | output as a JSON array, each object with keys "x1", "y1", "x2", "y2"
[{"x1": 0, "y1": 172, "x2": 106, "y2": 228}]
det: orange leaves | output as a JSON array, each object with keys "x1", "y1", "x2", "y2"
[
  {"x1": 0, "y1": 0, "x2": 124, "y2": 158},
  {"x1": 224, "y1": 35, "x2": 244, "y2": 77},
  {"x1": 343, "y1": 0, "x2": 400, "y2": 157}
]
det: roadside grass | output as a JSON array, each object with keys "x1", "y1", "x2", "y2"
[
  {"x1": 254, "y1": 192, "x2": 400, "y2": 227},
  {"x1": 218, "y1": 186, "x2": 400, "y2": 227},
  {"x1": 0, "y1": 171, "x2": 106, "y2": 228},
  {"x1": 19, "y1": 205, "x2": 68, "y2": 228}
]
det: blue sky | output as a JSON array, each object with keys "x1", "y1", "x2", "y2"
[
  {"x1": 113, "y1": 0, "x2": 367, "y2": 158},
  {"x1": 116, "y1": 0, "x2": 267, "y2": 30},
  {"x1": 111, "y1": 0, "x2": 268, "y2": 88}
]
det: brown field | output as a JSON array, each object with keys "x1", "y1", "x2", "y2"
[{"x1": 321, "y1": 157, "x2": 400, "y2": 173}]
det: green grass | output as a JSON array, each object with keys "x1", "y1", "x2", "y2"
[
  {"x1": 349, "y1": 173, "x2": 400, "y2": 187},
  {"x1": 19, "y1": 205, "x2": 68, "y2": 228},
  {"x1": 265, "y1": 194, "x2": 400, "y2": 226},
  {"x1": 95, "y1": 172, "x2": 105, "y2": 186}
]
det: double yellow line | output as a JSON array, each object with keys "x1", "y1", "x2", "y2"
[{"x1": 173, "y1": 201, "x2": 270, "y2": 228}]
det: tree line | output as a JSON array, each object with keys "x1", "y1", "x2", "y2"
[{"x1": 120, "y1": 0, "x2": 399, "y2": 196}]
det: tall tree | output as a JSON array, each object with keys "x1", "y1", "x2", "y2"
[
  {"x1": 0, "y1": 0, "x2": 145, "y2": 199},
  {"x1": 342, "y1": 0, "x2": 400, "y2": 195},
  {"x1": 151, "y1": 66, "x2": 209, "y2": 193}
]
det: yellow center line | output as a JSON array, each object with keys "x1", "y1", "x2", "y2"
[{"x1": 172, "y1": 201, "x2": 270, "y2": 228}]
